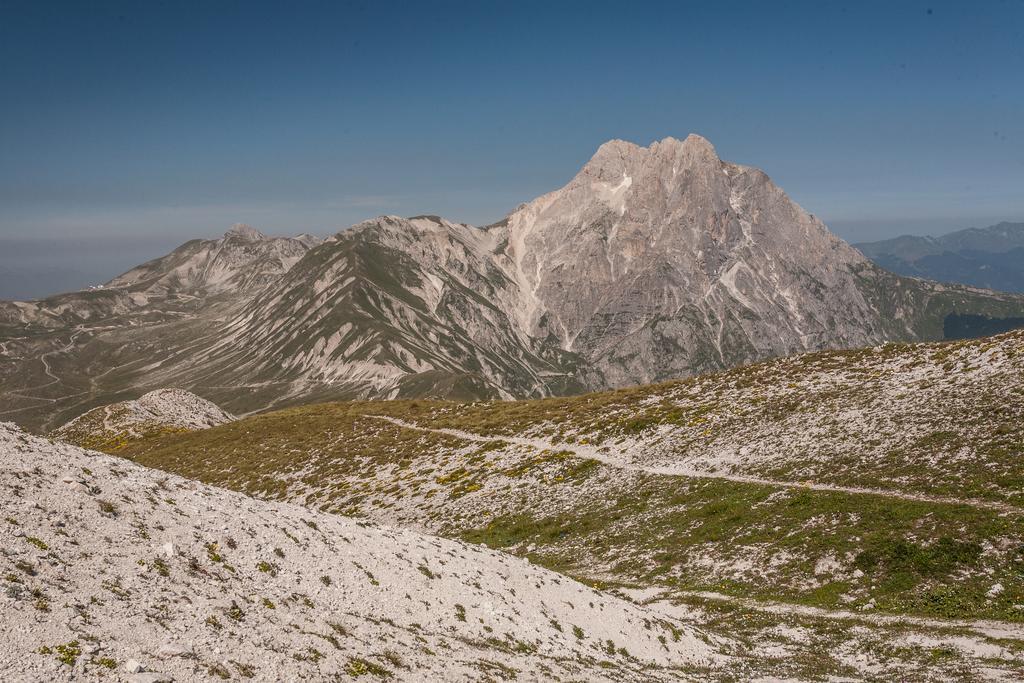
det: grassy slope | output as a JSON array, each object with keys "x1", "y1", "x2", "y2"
[{"x1": 412, "y1": 329, "x2": 1024, "y2": 504}]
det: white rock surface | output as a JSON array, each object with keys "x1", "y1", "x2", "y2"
[{"x1": 0, "y1": 422, "x2": 728, "y2": 681}]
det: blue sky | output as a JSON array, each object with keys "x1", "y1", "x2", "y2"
[{"x1": 1, "y1": 0, "x2": 1022, "y2": 297}]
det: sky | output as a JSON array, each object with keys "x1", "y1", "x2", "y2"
[{"x1": 1, "y1": 0, "x2": 1023, "y2": 298}]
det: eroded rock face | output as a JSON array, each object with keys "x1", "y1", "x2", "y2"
[
  {"x1": 495, "y1": 135, "x2": 884, "y2": 386},
  {"x1": 0, "y1": 422, "x2": 727, "y2": 681},
  {"x1": 201, "y1": 215, "x2": 583, "y2": 400}
]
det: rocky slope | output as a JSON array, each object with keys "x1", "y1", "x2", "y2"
[
  {"x1": 0, "y1": 225, "x2": 321, "y2": 432},
  {"x1": 5, "y1": 136, "x2": 1024, "y2": 431},
  {"x1": 490, "y1": 136, "x2": 989, "y2": 385},
  {"x1": 51, "y1": 389, "x2": 233, "y2": 450},
  {"x1": 192, "y1": 215, "x2": 585, "y2": 402},
  {"x1": 104, "y1": 223, "x2": 317, "y2": 299},
  {"x1": 0, "y1": 422, "x2": 730, "y2": 682},
  {"x1": 109, "y1": 329, "x2": 1024, "y2": 680}
]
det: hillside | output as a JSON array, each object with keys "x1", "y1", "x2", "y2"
[
  {"x1": 0, "y1": 225, "x2": 321, "y2": 433},
  {"x1": 0, "y1": 422, "x2": 733, "y2": 682},
  {"x1": 105, "y1": 329, "x2": 1024, "y2": 679}
]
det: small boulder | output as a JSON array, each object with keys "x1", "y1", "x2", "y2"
[
  {"x1": 124, "y1": 659, "x2": 146, "y2": 673},
  {"x1": 131, "y1": 673, "x2": 173, "y2": 683},
  {"x1": 157, "y1": 642, "x2": 191, "y2": 658}
]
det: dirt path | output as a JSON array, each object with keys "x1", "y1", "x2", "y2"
[
  {"x1": 101, "y1": 405, "x2": 114, "y2": 432},
  {"x1": 370, "y1": 415, "x2": 1024, "y2": 515},
  {"x1": 661, "y1": 590, "x2": 1024, "y2": 641},
  {"x1": 7, "y1": 329, "x2": 86, "y2": 395},
  {"x1": 372, "y1": 414, "x2": 1024, "y2": 641}
]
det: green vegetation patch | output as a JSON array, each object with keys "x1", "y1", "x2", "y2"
[{"x1": 462, "y1": 473, "x2": 1024, "y2": 621}]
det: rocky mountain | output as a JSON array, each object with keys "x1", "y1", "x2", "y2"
[
  {"x1": 195, "y1": 215, "x2": 586, "y2": 402},
  {"x1": 4, "y1": 136, "x2": 1024, "y2": 432},
  {"x1": 104, "y1": 223, "x2": 317, "y2": 298},
  {"x1": 0, "y1": 422, "x2": 729, "y2": 682},
  {"x1": 108, "y1": 329, "x2": 1024, "y2": 680},
  {"x1": 51, "y1": 388, "x2": 233, "y2": 451},
  {"x1": 0, "y1": 226, "x2": 321, "y2": 432},
  {"x1": 856, "y1": 221, "x2": 1024, "y2": 293},
  {"x1": 0, "y1": 224, "x2": 317, "y2": 331},
  {"x1": 494, "y1": 137, "x2": 910, "y2": 385}
]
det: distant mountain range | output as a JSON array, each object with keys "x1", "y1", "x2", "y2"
[
  {"x1": 856, "y1": 221, "x2": 1024, "y2": 293},
  {"x1": 4, "y1": 135, "x2": 1024, "y2": 432}
]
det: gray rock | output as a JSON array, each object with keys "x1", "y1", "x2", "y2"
[{"x1": 156, "y1": 642, "x2": 191, "y2": 658}]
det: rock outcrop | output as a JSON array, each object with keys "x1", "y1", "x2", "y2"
[{"x1": 51, "y1": 389, "x2": 234, "y2": 449}]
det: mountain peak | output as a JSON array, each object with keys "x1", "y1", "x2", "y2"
[
  {"x1": 581, "y1": 139, "x2": 643, "y2": 179},
  {"x1": 224, "y1": 223, "x2": 266, "y2": 241},
  {"x1": 294, "y1": 233, "x2": 322, "y2": 248},
  {"x1": 653, "y1": 133, "x2": 719, "y2": 160},
  {"x1": 593, "y1": 138, "x2": 643, "y2": 156},
  {"x1": 682, "y1": 132, "x2": 717, "y2": 154},
  {"x1": 583, "y1": 134, "x2": 720, "y2": 179}
]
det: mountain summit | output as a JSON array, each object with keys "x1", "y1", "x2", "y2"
[
  {"x1": 3, "y1": 136, "x2": 1024, "y2": 429},
  {"x1": 494, "y1": 134, "x2": 873, "y2": 385},
  {"x1": 224, "y1": 223, "x2": 267, "y2": 241}
]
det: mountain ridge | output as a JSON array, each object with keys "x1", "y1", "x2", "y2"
[
  {"x1": 3, "y1": 135, "x2": 1024, "y2": 431},
  {"x1": 856, "y1": 221, "x2": 1024, "y2": 293}
]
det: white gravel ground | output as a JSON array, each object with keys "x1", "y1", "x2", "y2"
[{"x1": 0, "y1": 422, "x2": 728, "y2": 682}]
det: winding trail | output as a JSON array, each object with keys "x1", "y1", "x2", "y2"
[
  {"x1": 0, "y1": 334, "x2": 87, "y2": 414},
  {"x1": 3, "y1": 329, "x2": 86, "y2": 398},
  {"x1": 658, "y1": 591, "x2": 1024, "y2": 641},
  {"x1": 370, "y1": 415, "x2": 1024, "y2": 515},
  {"x1": 374, "y1": 414, "x2": 1024, "y2": 641},
  {"x1": 101, "y1": 405, "x2": 114, "y2": 433}
]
